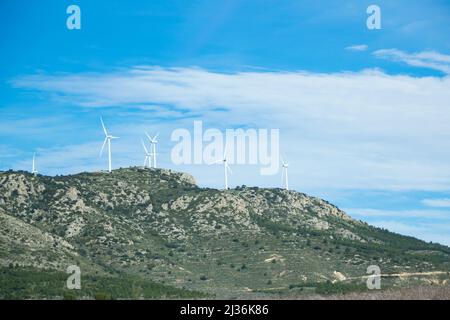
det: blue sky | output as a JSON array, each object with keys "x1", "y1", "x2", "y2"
[{"x1": 1, "y1": 0, "x2": 450, "y2": 245}]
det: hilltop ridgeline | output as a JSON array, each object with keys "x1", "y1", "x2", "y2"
[{"x1": 1, "y1": 167, "x2": 449, "y2": 299}]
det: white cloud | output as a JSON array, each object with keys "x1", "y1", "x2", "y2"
[
  {"x1": 421, "y1": 198, "x2": 450, "y2": 208},
  {"x1": 373, "y1": 49, "x2": 450, "y2": 74},
  {"x1": 13, "y1": 142, "x2": 109, "y2": 174},
  {"x1": 10, "y1": 66, "x2": 450, "y2": 191},
  {"x1": 346, "y1": 44, "x2": 368, "y2": 52}
]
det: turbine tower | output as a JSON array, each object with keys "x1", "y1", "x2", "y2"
[
  {"x1": 31, "y1": 153, "x2": 38, "y2": 175},
  {"x1": 145, "y1": 132, "x2": 159, "y2": 168},
  {"x1": 100, "y1": 117, "x2": 119, "y2": 173},
  {"x1": 141, "y1": 139, "x2": 152, "y2": 168},
  {"x1": 214, "y1": 148, "x2": 232, "y2": 190},
  {"x1": 281, "y1": 157, "x2": 289, "y2": 190}
]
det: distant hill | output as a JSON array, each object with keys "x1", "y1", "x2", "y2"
[{"x1": 1, "y1": 167, "x2": 449, "y2": 299}]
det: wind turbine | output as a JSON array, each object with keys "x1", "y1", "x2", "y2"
[
  {"x1": 145, "y1": 132, "x2": 159, "y2": 168},
  {"x1": 213, "y1": 147, "x2": 232, "y2": 190},
  {"x1": 31, "y1": 153, "x2": 38, "y2": 175},
  {"x1": 141, "y1": 139, "x2": 152, "y2": 168},
  {"x1": 281, "y1": 157, "x2": 289, "y2": 190},
  {"x1": 100, "y1": 117, "x2": 119, "y2": 173}
]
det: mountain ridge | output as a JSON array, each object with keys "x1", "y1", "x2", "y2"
[{"x1": 1, "y1": 167, "x2": 449, "y2": 298}]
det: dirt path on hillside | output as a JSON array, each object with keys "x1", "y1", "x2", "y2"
[{"x1": 345, "y1": 271, "x2": 449, "y2": 281}]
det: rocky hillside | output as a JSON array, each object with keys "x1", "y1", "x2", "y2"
[{"x1": 0, "y1": 167, "x2": 449, "y2": 299}]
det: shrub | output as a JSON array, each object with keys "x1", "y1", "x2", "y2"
[
  {"x1": 63, "y1": 291, "x2": 77, "y2": 300},
  {"x1": 94, "y1": 292, "x2": 111, "y2": 300}
]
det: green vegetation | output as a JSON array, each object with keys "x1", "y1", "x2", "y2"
[
  {"x1": 288, "y1": 281, "x2": 367, "y2": 295},
  {"x1": 0, "y1": 267, "x2": 208, "y2": 299},
  {"x1": 1, "y1": 167, "x2": 449, "y2": 299}
]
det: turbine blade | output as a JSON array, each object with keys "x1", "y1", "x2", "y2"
[
  {"x1": 145, "y1": 131, "x2": 152, "y2": 142},
  {"x1": 223, "y1": 144, "x2": 228, "y2": 159},
  {"x1": 153, "y1": 132, "x2": 160, "y2": 141},
  {"x1": 141, "y1": 140, "x2": 149, "y2": 154},
  {"x1": 100, "y1": 117, "x2": 108, "y2": 136},
  {"x1": 100, "y1": 137, "x2": 107, "y2": 157},
  {"x1": 226, "y1": 164, "x2": 233, "y2": 174}
]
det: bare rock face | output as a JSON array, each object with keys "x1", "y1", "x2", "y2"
[
  {"x1": 0, "y1": 167, "x2": 387, "y2": 249},
  {"x1": 170, "y1": 195, "x2": 193, "y2": 211},
  {"x1": 177, "y1": 172, "x2": 197, "y2": 186},
  {"x1": 0, "y1": 173, "x2": 45, "y2": 205},
  {"x1": 0, "y1": 210, "x2": 77, "y2": 269}
]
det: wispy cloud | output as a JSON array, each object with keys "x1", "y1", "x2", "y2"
[
  {"x1": 373, "y1": 49, "x2": 450, "y2": 74},
  {"x1": 10, "y1": 66, "x2": 450, "y2": 191},
  {"x1": 422, "y1": 198, "x2": 450, "y2": 208},
  {"x1": 346, "y1": 44, "x2": 368, "y2": 52}
]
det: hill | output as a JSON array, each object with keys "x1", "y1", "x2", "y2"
[{"x1": 0, "y1": 167, "x2": 449, "y2": 299}]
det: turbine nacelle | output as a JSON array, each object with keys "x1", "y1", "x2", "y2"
[{"x1": 145, "y1": 132, "x2": 159, "y2": 144}]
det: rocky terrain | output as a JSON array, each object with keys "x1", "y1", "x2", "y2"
[{"x1": 0, "y1": 167, "x2": 449, "y2": 299}]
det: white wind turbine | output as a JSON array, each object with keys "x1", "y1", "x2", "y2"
[
  {"x1": 213, "y1": 147, "x2": 232, "y2": 190},
  {"x1": 281, "y1": 156, "x2": 289, "y2": 190},
  {"x1": 31, "y1": 153, "x2": 38, "y2": 175},
  {"x1": 141, "y1": 139, "x2": 152, "y2": 168},
  {"x1": 100, "y1": 117, "x2": 119, "y2": 173},
  {"x1": 145, "y1": 132, "x2": 159, "y2": 168}
]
